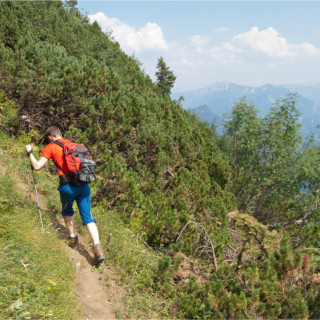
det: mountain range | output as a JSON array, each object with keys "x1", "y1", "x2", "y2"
[{"x1": 172, "y1": 82, "x2": 320, "y2": 136}]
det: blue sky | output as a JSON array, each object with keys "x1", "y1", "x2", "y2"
[{"x1": 78, "y1": 1, "x2": 320, "y2": 92}]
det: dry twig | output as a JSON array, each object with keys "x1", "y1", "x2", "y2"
[{"x1": 177, "y1": 220, "x2": 219, "y2": 270}]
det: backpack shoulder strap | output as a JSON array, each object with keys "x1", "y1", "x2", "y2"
[
  {"x1": 51, "y1": 141, "x2": 68, "y2": 177},
  {"x1": 52, "y1": 141, "x2": 65, "y2": 148}
]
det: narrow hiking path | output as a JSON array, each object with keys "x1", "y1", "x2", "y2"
[
  {"x1": 1, "y1": 155, "x2": 125, "y2": 320},
  {"x1": 58, "y1": 227, "x2": 122, "y2": 320},
  {"x1": 54, "y1": 215, "x2": 123, "y2": 320}
]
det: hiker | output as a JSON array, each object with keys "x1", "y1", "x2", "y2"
[{"x1": 25, "y1": 126, "x2": 105, "y2": 265}]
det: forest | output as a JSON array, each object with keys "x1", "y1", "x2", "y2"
[{"x1": 1, "y1": 1, "x2": 320, "y2": 318}]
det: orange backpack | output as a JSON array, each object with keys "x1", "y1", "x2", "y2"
[{"x1": 53, "y1": 141, "x2": 97, "y2": 185}]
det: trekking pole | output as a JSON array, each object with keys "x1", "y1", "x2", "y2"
[{"x1": 31, "y1": 166, "x2": 44, "y2": 233}]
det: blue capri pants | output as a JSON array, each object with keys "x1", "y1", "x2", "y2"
[{"x1": 57, "y1": 183, "x2": 96, "y2": 226}]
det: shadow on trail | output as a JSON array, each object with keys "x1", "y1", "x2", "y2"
[{"x1": 45, "y1": 209, "x2": 95, "y2": 266}]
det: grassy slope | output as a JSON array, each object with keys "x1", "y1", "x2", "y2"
[{"x1": 0, "y1": 131, "x2": 80, "y2": 319}]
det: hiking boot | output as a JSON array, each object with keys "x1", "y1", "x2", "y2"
[
  {"x1": 93, "y1": 243, "x2": 105, "y2": 265},
  {"x1": 67, "y1": 235, "x2": 79, "y2": 249}
]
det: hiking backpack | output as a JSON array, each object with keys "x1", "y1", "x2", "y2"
[{"x1": 53, "y1": 141, "x2": 97, "y2": 185}]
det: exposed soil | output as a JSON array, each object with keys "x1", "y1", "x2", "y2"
[
  {"x1": 62, "y1": 230, "x2": 122, "y2": 320},
  {"x1": 1, "y1": 156, "x2": 124, "y2": 320}
]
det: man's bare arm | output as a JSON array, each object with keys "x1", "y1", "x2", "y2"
[
  {"x1": 25, "y1": 144, "x2": 48, "y2": 171},
  {"x1": 30, "y1": 156, "x2": 48, "y2": 171}
]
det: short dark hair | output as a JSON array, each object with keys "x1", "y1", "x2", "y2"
[{"x1": 47, "y1": 126, "x2": 62, "y2": 138}]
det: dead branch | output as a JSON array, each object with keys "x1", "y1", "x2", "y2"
[
  {"x1": 167, "y1": 169, "x2": 175, "y2": 178},
  {"x1": 227, "y1": 243, "x2": 237, "y2": 253},
  {"x1": 177, "y1": 220, "x2": 219, "y2": 270}
]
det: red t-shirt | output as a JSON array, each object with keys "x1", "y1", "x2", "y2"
[{"x1": 41, "y1": 138, "x2": 71, "y2": 177}]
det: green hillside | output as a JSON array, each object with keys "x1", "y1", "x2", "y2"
[
  {"x1": 1, "y1": 1, "x2": 320, "y2": 318},
  {"x1": 0, "y1": 130, "x2": 80, "y2": 319}
]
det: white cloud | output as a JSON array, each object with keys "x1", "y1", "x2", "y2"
[
  {"x1": 190, "y1": 35, "x2": 208, "y2": 46},
  {"x1": 291, "y1": 42, "x2": 319, "y2": 56},
  {"x1": 211, "y1": 42, "x2": 243, "y2": 63},
  {"x1": 88, "y1": 12, "x2": 168, "y2": 52},
  {"x1": 234, "y1": 27, "x2": 291, "y2": 58},
  {"x1": 207, "y1": 26, "x2": 320, "y2": 66},
  {"x1": 213, "y1": 27, "x2": 230, "y2": 32},
  {"x1": 189, "y1": 35, "x2": 210, "y2": 54},
  {"x1": 234, "y1": 26, "x2": 320, "y2": 58},
  {"x1": 180, "y1": 58, "x2": 194, "y2": 66}
]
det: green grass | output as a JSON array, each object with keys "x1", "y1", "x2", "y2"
[{"x1": 0, "y1": 133, "x2": 80, "y2": 319}]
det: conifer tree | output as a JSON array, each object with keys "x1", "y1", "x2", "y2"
[
  {"x1": 155, "y1": 56, "x2": 176, "y2": 96},
  {"x1": 64, "y1": 0, "x2": 78, "y2": 15}
]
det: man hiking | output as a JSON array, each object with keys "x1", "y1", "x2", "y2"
[{"x1": 25, "y1": 126, "x2": 105, "y2": 265}]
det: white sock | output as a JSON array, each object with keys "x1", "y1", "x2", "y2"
[
  {"x1": 69, "y1": 233, "x2": 77, "y2": 238},
  {"x1": 93, "y1": 241, "x2": 100, "y2": 245}
]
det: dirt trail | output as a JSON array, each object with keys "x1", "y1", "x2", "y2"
[
  {"x1": 2, "y1": 157, "x2": 124, "y2": 320},
  {"x1": 63, "y1": 230, "x2": 121, "y2": 320}
]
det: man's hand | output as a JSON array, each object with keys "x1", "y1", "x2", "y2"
[
  {"x1": 24, "y1": 144, "x2": 48, "y2": 170},
  {"x1": 25, "y1": 144, "x2": 32, "y2": 154}
]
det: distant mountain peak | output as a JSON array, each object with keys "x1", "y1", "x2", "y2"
[
  {"x1": 213, "y1": 81, "x2": 231, "y2": 89},
  {"x1": 171, "y1": 81, "x2": 320, "y2": 135},
  {"x1": 207, "y1": 81, "x2": 233, "y2": 92}
]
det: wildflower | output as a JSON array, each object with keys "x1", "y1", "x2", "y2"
[{"x1": 47, "y1": 279, "x2": 56, "y2": 286}]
